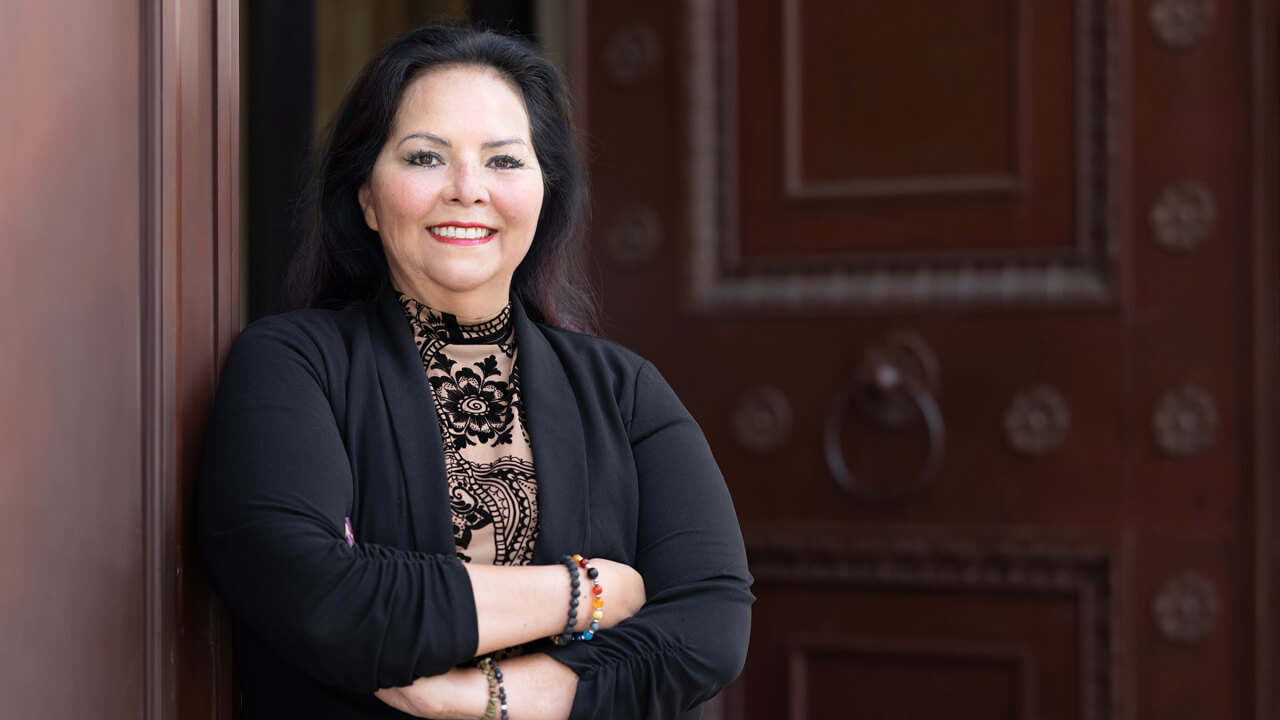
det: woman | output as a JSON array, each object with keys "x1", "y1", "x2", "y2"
[{"x1": 198, "y1": 25, "x2": 752, "y2": 720}]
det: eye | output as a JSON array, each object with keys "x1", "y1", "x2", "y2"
[
  {"x1": 487, "y1": 154, "x2": 525, "y2": 170},
  {"x1": 403, "y1": 150, "x2": 443, "y2": 167}
]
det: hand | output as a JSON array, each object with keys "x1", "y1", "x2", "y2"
[
  {"x1": 375, "y1": 667, "x2": 487, "y2": 719},
  {"x1": 582, "y1": 558, "x2": 646, "y2": 630}
]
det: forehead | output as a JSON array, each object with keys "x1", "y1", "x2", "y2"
[{"x1": 391, "y1": 65, "x2": 532, "y2": 140}]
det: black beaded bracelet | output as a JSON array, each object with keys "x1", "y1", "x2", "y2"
[
  {"x1": 552, "y1": 555, "x2": 581, "y2": 646},
  {"x1": 495, "y1": 661, "x2": 509, "y2": 720}
]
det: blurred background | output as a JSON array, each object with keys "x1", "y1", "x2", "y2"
[{"x1": 3, "y1": 0, "x2": 1279, "y2": 718}]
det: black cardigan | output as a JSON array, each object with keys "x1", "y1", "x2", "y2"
[{"x1": 196, "y1": 289, "x2": 753, "y2": 719}]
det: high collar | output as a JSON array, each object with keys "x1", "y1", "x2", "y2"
[{"x1": 397, "y1": 293, "x2": 513, "y2": 346}]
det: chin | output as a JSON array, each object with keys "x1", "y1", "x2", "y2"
[
  {"x1": 421, "y1": 271, "x2": 509, "y2": 299},
  {"x1": 433, "y1": 271, "x2": 500, "y2": 292}
]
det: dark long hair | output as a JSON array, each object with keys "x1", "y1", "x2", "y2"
[{"x1": 282, "y1": 25, "x2": 597, "y2": 333}]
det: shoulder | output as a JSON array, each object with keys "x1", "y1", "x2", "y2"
[
  {"x1": 528, "y1": 323, "x2": 686, "y2": 423},
  {"x1": 237, "y1": 302, "x2": 372, "y2": 349},
  {"x1": 532, "y1": 323, "x2": 650, "y2": 379},
  {"x1": 225, "y1": 302, "x2": 373, "y2": 382}
]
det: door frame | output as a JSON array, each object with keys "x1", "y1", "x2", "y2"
[
  {"x1": 141, "y1": 0, "x2": 240, "y2": 717},
  {"x1": 1251, "y1": 2, "x2": 1280, "y2": 717}
]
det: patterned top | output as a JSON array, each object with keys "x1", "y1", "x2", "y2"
[{"x1": 400, "y1": 294, "x2": 538, "y2": 566}]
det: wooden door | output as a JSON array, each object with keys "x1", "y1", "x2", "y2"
[
  {"x1": 577, "y1": 1, "x2": 1280, "y2": 718},
  {"x1": 0, "y1": 0, "x2": 238, "y2": 717}
]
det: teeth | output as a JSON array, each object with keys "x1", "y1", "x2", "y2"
[{"x1": 431, "y1": 226, "x2": 492, "y2": 239}]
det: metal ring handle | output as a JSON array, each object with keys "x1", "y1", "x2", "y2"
[
  {"x1": 882, "y1": 330, "x2": 940, "y2": 393},
  {"x1": 824, "y1": 358, "x2": 947, "y2": 506}
]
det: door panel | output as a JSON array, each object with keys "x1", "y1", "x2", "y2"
[
  {"x1": 578, "y1": 1, "x2": 1277, "y2": 717},
  {"x1": 690, "y1": 0, "x2": 1110, "y2": 308},
  {"x1": 736, "y1": 0, "x2": 1079, "y2": 257}
]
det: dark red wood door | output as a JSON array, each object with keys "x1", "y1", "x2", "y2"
[
  {"x1": 577, "y1": 1, "x2": 1279, "y2": 718},
  {"x1": 0, "y1": 0, "x2": 238, "y2": 716}
]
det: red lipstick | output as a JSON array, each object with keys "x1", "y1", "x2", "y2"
[{"x1": 427, "y1": 222, "x2": 497, "y2": 246}]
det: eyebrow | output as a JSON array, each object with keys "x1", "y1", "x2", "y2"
[
  {"x1": 395, "y1": 132, "x2": 527, "y2": 150},
  {"x1": 481, "y1": 137, "x2": 527, "y2": 150},
  {"x1": 397, "y1": 132, "x2": 450, "y2": 148}
]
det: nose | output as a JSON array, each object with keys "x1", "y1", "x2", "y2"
[{"x1": 444, "y1": 161, "x2": 488, "y2": 206}]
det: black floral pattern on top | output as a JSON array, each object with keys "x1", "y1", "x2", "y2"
[
  {"x1": 444, "y1": 452, "x2": 538, "y2": 565},
  {"x1": 399, "y1": 293, "x2": 538, "y2": 568},
  {"x1": 429, "y1": 354, "x2": 515, "y2": 448},
  {"x1": 510, "y1": 364, "x2": 531, "y2": 446}
]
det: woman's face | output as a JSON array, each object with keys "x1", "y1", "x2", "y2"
[{"x1": 358, "y1": 65, "x2": 544, "y2": 316}]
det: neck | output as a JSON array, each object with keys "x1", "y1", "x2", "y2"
[{"x1": 390, "y1": 275, "x2": 510, "y2": 322}]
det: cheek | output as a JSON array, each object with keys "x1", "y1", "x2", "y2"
[
  {"x1": 376, "y1": 175, "x2": 437, "y2": 226},
  {"x1": 501, "y1": 180, "x2": 546, "y2": 233}
]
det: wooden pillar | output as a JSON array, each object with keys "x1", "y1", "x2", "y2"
[{"x1": 145, "y1": 0, "x2": 240, "y2": 716}]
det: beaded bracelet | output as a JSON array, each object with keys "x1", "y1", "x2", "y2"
[
  {"x1": 571, "y1": 554, "x2": 603, "y2": 641},
  {"x1": 476, "y1": 657, "x2": 509, "y2": 720},
  {"x1": 479, "y1": 659, "x2": 498, "y2": 720},
  {"x1": 552, "y1": 555, "x2": 581, "y2": 646}
]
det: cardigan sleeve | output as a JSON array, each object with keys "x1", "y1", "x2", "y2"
[
  {"x1": 196, "y1": 317, "x2": 479, "y2": 694},
  {"x1": 543, "y1": 361, "x2": 754, "y2": 719}
]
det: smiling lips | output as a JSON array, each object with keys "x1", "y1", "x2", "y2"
[{"x1": 428, "y1": 223, "x2": 497, "y2": 245}]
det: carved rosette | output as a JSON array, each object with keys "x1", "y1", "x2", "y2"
[
  {"x1": 1149, "y1": 0, "x2": 1216, "y2": 49},
  {"x1": 1004, "y1": 385, "x2": 1070, "y2": 456},
  {"x1": 605, "y1": 205, "x2": 663, "y2": 268},
  {"x1": 1150, "y1": 181, "x2": 1216, "y2": 251},
  {"x1": 1152, "y1": 385, "x2": 1218, "y2": 456},
  {"x1": 604, "y1": 24, "x2": 661, "y2": 86},
  {"x1": 732, "y1": 385, "x2": 793, "y2": 453},
  {"x1": 1153, "y1": 572, "x2": 1218, "y2": 643}
]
